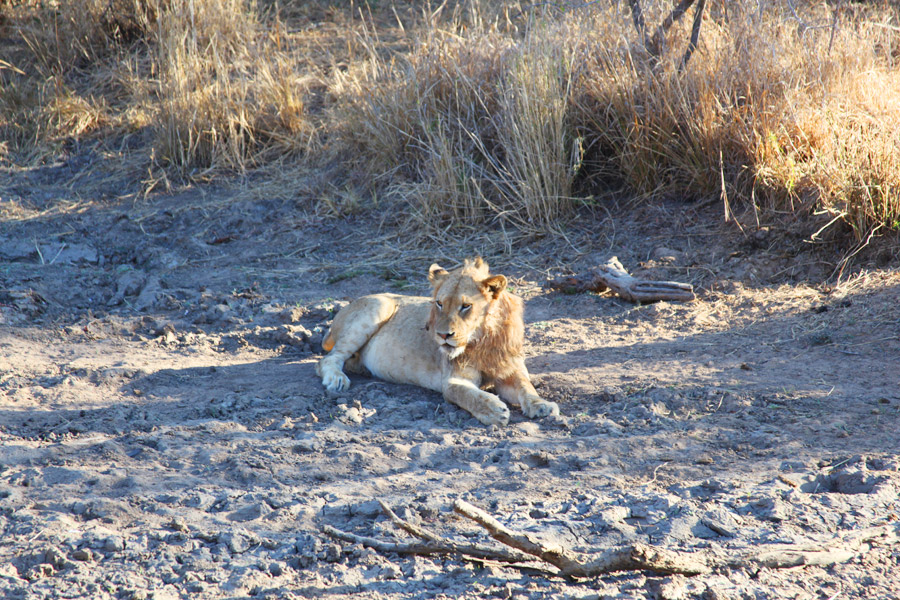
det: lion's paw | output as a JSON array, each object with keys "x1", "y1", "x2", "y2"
[
  {"x1": 522, "y1": 396, "x2": 560, "y2": 419},
  {"x1": 322, "y1": 369, "x2": 351, "y2": 393},
  {"x1": 475, "y1": 398, "x2": 510, "y2": 427}
]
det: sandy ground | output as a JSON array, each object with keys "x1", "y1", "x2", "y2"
[{"x1": 1, "y1": 158, "x2": 899, "y2": 599}]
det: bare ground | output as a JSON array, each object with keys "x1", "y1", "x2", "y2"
[{"x1": 1, "y1": 155, "x2": 899, "y2": 599}]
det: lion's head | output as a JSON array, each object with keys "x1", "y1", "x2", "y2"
[{"x1": 426, "y1": 258, "x2": 524, "y2": 375}]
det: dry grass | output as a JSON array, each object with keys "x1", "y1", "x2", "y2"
[
  {"x1": 152, "y1": 0, "x2": 317, "y2": 174},
  {"x1": 1, "y1": 0, "x2": 899, "y2": 243}
]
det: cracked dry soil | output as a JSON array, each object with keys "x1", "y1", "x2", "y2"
[{"x1": 1, "y1": 170, "x2": 899, "y2": 599}]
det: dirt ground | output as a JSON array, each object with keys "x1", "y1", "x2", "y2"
[{"x1": 1, "y1": 153, "x2": 899, "y2": 600}]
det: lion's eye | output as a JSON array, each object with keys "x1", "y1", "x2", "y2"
[
  {"x1": 459, "y1": 303, "x2": 471, "y2": 314},
  {"x1": 435, "y1": 301, "x2": 443, "y2": 310}
]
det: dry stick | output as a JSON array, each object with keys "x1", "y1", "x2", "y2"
[
  {"x1": 322, "y1": 524, "x2": 456, "y2": 557},
  {"x1": 375, "y1": 500, "x2": 535, "y2": 564},
  {"x1": 454, "y1": 501, "x2": 900, "y2": 576},
  {"x1": 679, "y1": 0, "x2": 707, "y2": 70},
  {"x1": 546, "y1": 257, "x2": 695, "y2": 303},
  {"x1": 733, "y1": 524, "x2": 900, "y2": 570},
  {"x1": 324, "y1": 502, "x2": 900, "y2": 578},
  {"x1": 453, "y1": 500, "x2": 711, "y2": 577}
]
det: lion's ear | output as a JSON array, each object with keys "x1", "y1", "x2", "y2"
[
  {"x1": 482, "y1": 274, "x2": 507, "y2": 299},
  {"x1": 428, "y1": 263, "x2": 449, "y2": 286}
]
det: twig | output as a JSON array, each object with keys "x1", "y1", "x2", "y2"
[
  {"x1": 322, "y1": 524, "x2": 454, "y2": 556},
  {"x1": 375, "y1": 500, "x2": 534, "y2": 563},
  {"x1": 34, "y1": 240, "x2": 45, "y2": 265}
]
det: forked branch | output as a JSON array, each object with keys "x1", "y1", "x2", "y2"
[
  {"x1": 322, "y1": 500, "x2": 900, "y2": 578},
  {"x1": 627, "y1": 0, "x2": 708, "y2": 68}
]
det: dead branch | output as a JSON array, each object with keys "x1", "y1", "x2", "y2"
[
  {"x1": 322, "y1": 524, "x2": 452, "y2": 556},
  {"x1": 626, "y1": 0, "x2": 706, "y2": 68},
  {"x1": 546, "y1": 256, "x2": 695, "y2": 303},
  {"x1": 679, "y1": 0, "x2": 707, "y2": 70},
  {"x1": 322, "y1": 500, "x2": 900, "y2": 579},
  {"x1": 375, "y1": 500, "x2": 535, "y2": 564},
  {"x1": 452, "y1": 499, "x2": 710, "y2": 577},
  {"x1": 731, "y1": 524, "x2": 900, "y2": 570}
]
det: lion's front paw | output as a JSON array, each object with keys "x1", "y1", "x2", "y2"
[
  {"x1": 321, "y1": 369, "x2": 351, "y2": 392},
  {"x1": 474, "y1": 397, "x2": 511, "y2": 427},
  {"x1": 522, "y1": 395, "x2": 560, "y2": 419}
]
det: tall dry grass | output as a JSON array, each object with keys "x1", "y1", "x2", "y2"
[
  {"x1": 332, "y1": 1, "x2": 900, "y2": 239},
  {"x1": 331, "y1": 9, "x2": 580, "y2": 233},
  {"x1": 2, "y1": 0, "x2": 899, "y2": 242},
  {"x1": 1, "y1": 0, "x2": 315, "y2": 174},
  {"x1": 151, "y1": 0, "x2": 317, "y2": 174}
]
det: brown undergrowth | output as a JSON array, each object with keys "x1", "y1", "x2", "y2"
[{"x1": 1, "y1": 0, "x2": 898, "y2": 246}]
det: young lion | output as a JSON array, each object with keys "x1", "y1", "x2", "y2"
[{"x1": 316, "y1": 258, "x2": 559, "y2": 426}]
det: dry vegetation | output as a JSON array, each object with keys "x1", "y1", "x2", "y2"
[{"x1": 1, "y1": 0, "x2": 899, "y2": 243}]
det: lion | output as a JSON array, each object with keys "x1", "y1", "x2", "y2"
[{"x1": 316, "y1": 257, "x2": 559, "y2": 426}]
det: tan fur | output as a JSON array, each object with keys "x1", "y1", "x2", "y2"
[{"x1": 316, "y1": 258, "x2": 559, "y2": 426}]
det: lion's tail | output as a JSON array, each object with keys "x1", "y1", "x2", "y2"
[{"x1": 322, "y1": 331, "x2": 335, "y2": 352}]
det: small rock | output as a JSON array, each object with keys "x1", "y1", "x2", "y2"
[
  {"x1": 320, "y1": 543, "x2": 342, "y2": 562},
  {"x1": 24, "y1": 563, "x2": 54, "y2": 581},
  {"x1": 168, "y1": 518, "x2": 189, "y2": 533},
  {"x1": 44, "y1": 546, "x2": 68, "y2": 569},
  {"x1": 0, "y1": 563, "x2": 21, "y2": 581},
  {"x1": 700, "y1": 507, "x2": 739, "y2": 538},
  {"x1": 104, "y1": 536, "x2": 125, "y2": 552},
  {"x1": 71, "y1": 548, "x2": 95, "y2": 562},
  {"x1": 597, "y1": 506, "x2": 630, "y2": 524},
  {"x1": 380, "y1": 563, "x2": 403, "y2": 580},
  {"x1": 228, "y1": 502, "x2": 271, "y2": 522},
  {"x1": 650, "y1": 575, "x2": 689, "y2": 600},
  {"x1": 220, "y1": 531, "x2": 254, "y2": 554}
]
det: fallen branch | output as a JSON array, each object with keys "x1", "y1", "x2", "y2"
[
  {"x1": 453, "y1": 499, "x2": 710, "y2": 577},
  {"x1": 732, "y1": 524, "x2": 900, "y2": 570},
  {"x1": 375, "y1": 500, "x2": 534, "y2": 564},
  {"x1": 322, "y1": 500, "x2": 900, "y2": 578},
  {"x1": 546, "y1": 256, "x2": 695, "y2": 303}
]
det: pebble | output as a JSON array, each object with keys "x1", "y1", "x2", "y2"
[
  {"x1": 228, "y1": 502, "x2": 271, "y2": 523},
  {"x1": 104, "y1": 536, "x2": 125, "y2": 552}
]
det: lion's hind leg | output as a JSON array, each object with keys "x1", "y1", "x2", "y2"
[{"x1": 316, "y1": 295, "x2": 398, "y2": 392}]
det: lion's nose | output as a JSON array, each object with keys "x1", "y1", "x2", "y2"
[{"x1": 437, "y1": 331, "x2": 454, "y2": 340}]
